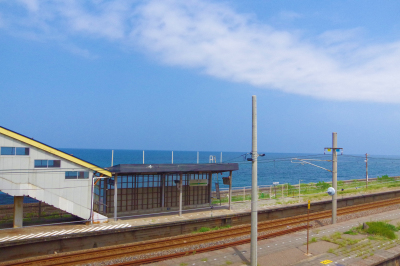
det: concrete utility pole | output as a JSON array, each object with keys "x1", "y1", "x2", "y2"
[
  {"x1": 250, "y1": 95, "x2": 258, "y2": 266},
  {"x1": 143, "y1": 150, "x2": 144, "y2": 164},
  {"x1": 172, "y1": 151, "x2": 174, "y2": 164},
  {"x1": 197, "y1": 152, "x2": 199, "y2": 164},
  {"x1": 221, "y1": 152, "x2": 222, "y2": 163},
  {"x1": 332, "y1": 132, "x2": 338, "y2": 224},
  {"x1": 111, "y1": 150, "x2": 114, "y2": 166},
  {"x1": 366, "y1": 153, "x2": 368, "y2": 189}
]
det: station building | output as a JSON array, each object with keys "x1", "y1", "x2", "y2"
[{"x1": 0, "y1": 126, "x2": 239, "y2": 227}]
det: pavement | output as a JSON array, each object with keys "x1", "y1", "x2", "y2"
[
  {"x1": 151, "y1": 208, "x2": 400, "y2": 266},
  {"x1": 0, "y1": 197, "x2": 300, "y2": 244}
]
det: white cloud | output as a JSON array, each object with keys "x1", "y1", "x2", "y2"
[{"x1": 1, "y1": 0, "x2": 400, "y2": 103}]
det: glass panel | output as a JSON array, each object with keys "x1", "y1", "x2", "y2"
[
  {"x1": 78, "y1": 171, "x2": 89, "y2": 179},
  {"x1": 1, "y1": 147, "x2": 15, "y2": 155},
  {"x1": 16, "y1": 147, "x2": 29, "y2": 155},
  {"x1": 65, "y1": 171, "x2": 77, "y2": 179},
  {"x1": 34, "y1": 160, "x2": 48, "y2": 168},
  {"x1": 48, "y1": 160, "x2": 61, "y2": 168}
]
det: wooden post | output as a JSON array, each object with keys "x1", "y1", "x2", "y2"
[{"x1": 229, "y1": 171, "x2": 232, "y2": 210}]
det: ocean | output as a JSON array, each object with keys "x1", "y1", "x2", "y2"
[{"x1": 1, "y1": 149, "x2": 400, "y2": 204}]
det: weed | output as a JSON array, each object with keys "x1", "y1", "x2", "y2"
[
  {"x1": 364, "y1": 221, "x2": 398, "y2": 239},
  {"x1": 201, "y1": 258, "x2": 207, "y2": 262},
  {"x1": 192, "y1": 250, "x2": 196, "y2": 255},
  {"x1": 226, "y1": 261, "x2": 232, "y2": 265},
  {"x1": 310, "y1": 237, "x2": 317, "y2": 243},
  {"x1": 192, "y1": 225, "x2": 231, "y2": 234},
  {"x1": 180, "y1": 263, "x2": 188, "y2": 266}
]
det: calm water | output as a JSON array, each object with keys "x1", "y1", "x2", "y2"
[{"x1": 2, "y1": 149, "x2": 400, "y2": 204}]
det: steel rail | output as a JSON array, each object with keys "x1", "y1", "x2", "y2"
[{"x1": 5, "y1": 197, "x2": 400, "y2": 266}]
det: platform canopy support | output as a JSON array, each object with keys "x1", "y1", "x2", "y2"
[
  {"x1": 13, "y1": 196, "x2": 23, "y2": 228},
  {"x1": 229, "y1": 171, "x2": 232, "y2": 211},
  {"x1": 114, "y1": 174, "x2": 118, "y2": 221}
]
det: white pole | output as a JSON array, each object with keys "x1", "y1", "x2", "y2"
[
  {"x1": 332, "y1": 132, "x2": 338, "y2": 224},
  {"x1": 172, "y1": 151, "x2": 174, "y2": 164},
  {"x1": 299, "y1": 180, "x2": 301, "y2": 203},
  {"x1": 114, "y1": 174, "x2": 118, "y2": 221},
  {"x1": 179, "y1": 173, "x2": 183, "y2": 216},
  {"x1": 229, "y1": 171, "x2": 232, "y2": 211},
  {"x1": 111, "y1": 150, "x2": 114, "y2": 166},
  {"x1": 197, "y1": 152, "x2": 199, "y2": 164},
  {"x1": 143, "y1": 150, "x2": 144, "y2": 164},
  {"x1": 220, "y1": 152, "x2": 222, "y2": 163},
  {"x1": 250, "y1": 95, "x2": 258, "y2": 266}
]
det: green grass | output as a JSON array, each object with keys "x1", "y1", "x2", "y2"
[
  {"x1": 192, "y1": 225, "x2": 231, "y2": 233},
  {"x1": 212, "y1": 175, "x2": 400, "y2": 205},
  {"x1": 363, "y1": 221, "x2": 398, "y2": 240}
]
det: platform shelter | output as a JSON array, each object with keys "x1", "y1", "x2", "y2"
[{"x1": 93, "y1": 163, "x2": 239, "y2": 219}]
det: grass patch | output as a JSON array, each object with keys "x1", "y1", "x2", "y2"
[
  {"x1": 344, "y1": 226, "x2": 360, "y2": 235},
  {"x1": 226, "y1": 261, "x2": 232, "y2": 265},
  {"x1": 364, "y1": 221, "x2": 398, "y2": 240},
  {"x1": 180, "y1": 263, "x2": 188, "y2": 266},
  {"x1": 192, "y1": 225, "x2": 231, "y2": 234},
  {"x1": 201, "y1": 258, "x2": 207, "y2": 262}
]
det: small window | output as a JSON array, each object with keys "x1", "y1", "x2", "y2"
[
  {"x1": 65, "y1": 171, "x2": 78, "y2": 179},
  {"x1": 78, "y1": 171, "x2": 89, "y2": 179},
  {"x1": 35, "y1": 160, "x2": 61, "y2": 168},
  {"x1": 16, "y1": 147, "x2": 29, "y2": 155},
  {"x1": 65, "y1": 171, "x2": 89, "y2": 180},
  {"x1": 1, "y1": 147, "x2": 15, "y2": 155},
  {"x1": 1, "y1": 147, "x2": 29, "y2": 155},
  {"x1": 34, "y1": 160, "x2": 48, "y2": 168},
  {"x1": 48, "y1": 160, "x2": 61, "y2": 168}
]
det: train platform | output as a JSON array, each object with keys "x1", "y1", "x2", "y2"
[
  {"x1": 0, "y1": 199, "x2": 273, "y2": 245},
  {"x1": 153, "y1": 208, "x2": 400, "y2": 266},
  {"x1": 0, "y1": 194, "x2": 310, "y2": 246},
  {"x1": 0, "y1": 190, "x2": 397, "y2": 247}
]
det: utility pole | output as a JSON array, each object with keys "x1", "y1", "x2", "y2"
[
  {"x1": 172, "y1": 151, "x2": 174, "y2": 164},
  {"x1": 250, "y1": 95, "x2": 258, "y2": 266},
  {"x1": 366, "y1": 153, "x2": 368, "y2": 189},
  {"x1": 143, "y1": 150, "x2": 144, "y2": 164},
  {"x1": 197, "y1": 151, "x2": 199, "y2": 164},
  {"x1": 332, "y1": 132, "x2": 337, "y2": 224},
  {"x1": 111, "y1": 150, "x2": 114, "y2": 166}
]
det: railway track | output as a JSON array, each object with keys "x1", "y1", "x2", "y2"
[{"x1": 5, "y1": 197, "x2": 400, "y2": 266}]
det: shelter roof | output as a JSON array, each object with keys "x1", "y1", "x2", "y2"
[
  {"x1": 0, "y1": 126, "x2": 112, "y2": 177},
  {"x1": 106, "y1": 163, "x2": 239, "y2": 175}
]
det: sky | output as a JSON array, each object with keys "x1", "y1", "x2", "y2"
[{"x1": 0, "y1": 0, "x2": 400, "y2": 155}]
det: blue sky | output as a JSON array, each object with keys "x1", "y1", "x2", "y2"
[{"x1": 1, "y1": 0, "x2": 400, "y2": 155}]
